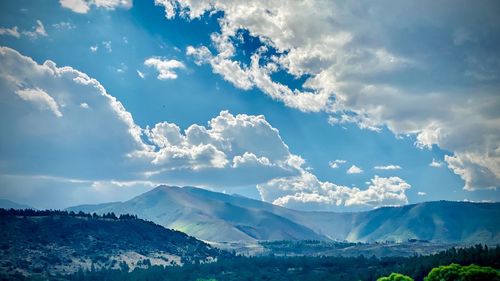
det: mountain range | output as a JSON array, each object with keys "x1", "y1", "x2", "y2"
[{"x1": 67, "y1": 185, "x2": 500, "y2": 244}]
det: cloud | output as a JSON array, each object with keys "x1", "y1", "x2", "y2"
[
  {"x1": 374, "y1": 165, "x2": 402, "y2": 170},
  {"x1": 257, "y1": 172, "x2": 411, "y2": 211},
  {"x1": 139, "y1": 110, "x2": 302, "y2": 186},
  {"x1": 418, "y1": 191, "x2": 427, "y2": 196},
  {"x1": 116, "y1": 63, "x2": 127, "y2": 73},
  {"x1": 0, "y1": 47, "x2": 298, "y2": 187},
  {"x1": 0, "y1": 46, "x2": 295, "y2": 187},
  {"x1": 22, "y1": 20, "x2": 48, "y2": 39},
  {"x1": 102, "y1": 41, "x2": 112, "y2": 53},
  {"x1": 232, "y1": 152, "x2": 271, "y2": 168},
  {"x1": 160, "y1": 0, "x2": 500, "y2": 190},
  {"x1": 329, "y1": 159, "x2": 346, "y2": 169},
  {"x1": 1, "y1": 20, "x2": 47, "y2": 39},
  {"x1": 185, "y1": 44, "x2": 328, "y2": 112},
  {"x1": 445, "y1": 154, "x2": 499, "y2": 190},
  {"x1": 52, "y1": 21, "x2": 76, "y2": 30},
  {"x1": 59, "y1": 0, "x2": 132, "y2": 14},
  {"x1": 90, "y1": 45, "x2": 98, "y2": 52},
  {"x1": 347, "y1": 165, "x2": 363, "y2": 174},
  {"x1": 144, "y1": 57, "x2": 185, "y2": 80},
  {"x1": 429, "y1": 158, "x2": 444, "y2": 168},
  {"x1": 15, "y1": 88, "x2": 63, "y2": 118},
  {"x1": 0, "y1": 26, "x2": 20, "y2": 38},
  {"x1": 0, "y1": 46, "x2": 147, "y2": 180},
  {"x1": 1, "y1": 46, "x2": 416, "y2": 210}
]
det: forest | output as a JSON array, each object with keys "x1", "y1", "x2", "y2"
[{"x1": 63, "y1": 244, "x2": 499, "y2": 281}]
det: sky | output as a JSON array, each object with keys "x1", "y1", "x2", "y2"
[{"x1": 0, "y1": 0, "x2": 499, "y2": 211}]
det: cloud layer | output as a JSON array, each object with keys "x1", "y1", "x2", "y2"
[
  {"x1": 156, "y1": 0, "x2": 500, "y2": 190},
  {"x1": 0, "y1": 46, "x2": 147, "y2": 180},
  {"x1": 0, "y1": 46, "x2": 412, "y2": 210}
]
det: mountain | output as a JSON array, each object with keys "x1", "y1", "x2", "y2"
[
  {"x1": 68, "y1": 186, "x2": 325, "y2": 242},
  {"x1": 0, "y1": 198, "x2": 33, "y2": 210},
  {"x1": 0, "y1": 209, "x2": 223, "y2": 278},
  {"x1": 68, "y1": 186, "x2": 500, "y2": 244},
  {"x1": 293, "y1": 201, "x2": 500, "y2": 243}
]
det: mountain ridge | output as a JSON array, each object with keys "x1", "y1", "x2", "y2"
[
  {"x1": 67, "y1": 185, "x2": 500, "y2": 244},
  {"x1": 0, "y1": 198, "x2": 34, "y2": 210}
]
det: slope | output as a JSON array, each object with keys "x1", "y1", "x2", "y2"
[{"x1": 68, "y1": 185, "x2": 326, "y2": 242}]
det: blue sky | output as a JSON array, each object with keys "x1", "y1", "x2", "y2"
[{"x1": 0, "y1": 0, "x2": 499, "y2": 210}]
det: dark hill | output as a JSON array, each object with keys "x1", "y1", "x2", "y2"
[
  {"x1": 0, "y1": 209, "x2": 224, "y2": 279},
  {"x1": 0, "y1": 199, "x2": 33, "y2": 210}
]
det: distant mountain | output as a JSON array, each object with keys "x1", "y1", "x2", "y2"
[
  {"x1": 68, "y1": 186, "x2": 500, "y2": 244},
  {"x1": 68, "y1": 186, "x2": 325, "y2": 242},
  {"x1": 0, "y1": 209, "x2": 223, "y2": 278},
  {"x1": 0, "y1": 198, "x2": 33, "y2": 210},
  {"x1": 294, "y1": 201, "x2": 500, "y2": 244}
]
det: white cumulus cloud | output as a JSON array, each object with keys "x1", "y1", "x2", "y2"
[
  {"x1": 144, "y1": 57, "x2": 185, "y2": 80},
  {"x1": 257, "y1": 172, "x2": 411, "y2": 211},
  {"x1": 329, "y1": 159, "x2": 346, "y2": 169},
  {"x1": 429, "y1": 158, "x2": 445, "y2": 168},
  {"x1": 347, "y1": 165, "x2": 363, "y2": 174}
]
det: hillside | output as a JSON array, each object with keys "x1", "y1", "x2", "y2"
[
  {"x1": 294, "y1": 201, "x2": 500, "y2": 243},
  {"x1": 68, "y1": 186, "x2": 325, "y2": 242},
  {"x1": 0, "y1": 209, "x2": 223, "y2": 279},
  {"x1": 0, "y1": 199, "x2": 33, "y2": 210},
  {"x1": 68, "y1": 186, "x2": 500, "y2": 245}
]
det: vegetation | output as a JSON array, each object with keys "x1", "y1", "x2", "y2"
[
  {"x1": 1, "y1": 209, "x2": 499, "y2": 281},
  {"x1": 59, "y1": 244, "x2": 500, "y2": 281},
  {"x1": 260, "y1": 240, "x2": 361, "y2": 254},
  {"x1": 377, "y1": 273, "x2": 414, "y2": 281},
  {"x1": 258, "y1": 239, "x2": 459, "y2": 257},
  {"x1": 0, "y1": 208, "x2": 225, "y2": 279},
  {"x1": 379, "y1": 264, "x2": 500, "y2": 281},
  {"x1": 424, "y1": 263, "x2": 500, "y2": 281}
]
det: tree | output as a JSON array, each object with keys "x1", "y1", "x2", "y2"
[
  {"x1": 119, "y1": 261, "x2": 129, "y2": 272},
  {"x1": 424, "y1": 264, "x2": 500, "y2": 281},
  {"x1": 377, "y1": 273, "x2": 414, "y2": 281}
]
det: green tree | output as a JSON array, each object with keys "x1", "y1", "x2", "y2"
[
  {"x1": 424, "y1": 264, "x2": 500, "y2": 281},
  {"x1": 377, "y1": 273, "x2": 414, "y2": 281}
]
